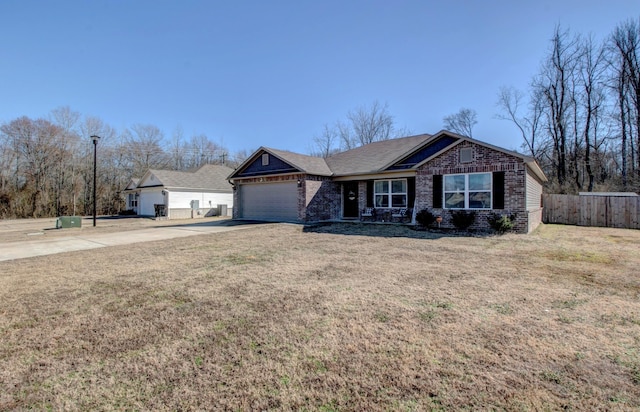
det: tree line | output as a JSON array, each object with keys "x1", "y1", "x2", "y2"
[
  {"x1": 0, "y1": 107, "x2": 241, "y2": 219},
  {"x1": 497, "y1": 18, "x2": 640, "y2": 193}
]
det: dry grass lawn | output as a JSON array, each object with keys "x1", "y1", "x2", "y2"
[{"x1": 0, "y1": 222, "x2": 639, "y2": 411}]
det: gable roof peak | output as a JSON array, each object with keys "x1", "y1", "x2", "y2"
[
  {"x1": 228, "y1": 146, "x2": 332, "y2": 179},
  {"x1": 427, "y1": 130, "x2": 547, "y2": 182}
]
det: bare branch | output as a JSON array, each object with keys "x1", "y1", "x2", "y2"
[{"x1": 443, "y1": 108, "x2": 477, "y2": 137}]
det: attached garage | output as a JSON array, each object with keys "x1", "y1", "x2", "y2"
[
  {"x1": 239, "y1": 182, "x2": 299, "y2": 221},
  {"x1": 228, "y1": 147, "x2": 333, "y2": 223}
]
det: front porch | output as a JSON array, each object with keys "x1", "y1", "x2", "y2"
[{"x1": 358, "y1": 207, "x2": 413, "y2": 223}]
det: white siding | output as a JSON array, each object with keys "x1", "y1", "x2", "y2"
[
  {"x1": 139, "y1": 190, "x2": 165, "y2": 216},
  {"x1": 168, "y1": 191, "x2": 233, "y2": 210},
  {"x1": 526, "y1": 167, "x2": 543, "y2": 211}
]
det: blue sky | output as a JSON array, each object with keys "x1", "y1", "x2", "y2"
[{"x1": 1, "y1": 1, "x2": 639, "y2": 157}]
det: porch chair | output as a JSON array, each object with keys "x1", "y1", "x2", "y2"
[
  {"x1": 361, "y1": 207, "x2": 376, "y2": 221},
  {"x1": 392, "y1": 208, "x2": 411, "y2": 222}
]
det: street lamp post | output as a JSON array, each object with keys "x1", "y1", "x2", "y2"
[{"x1": 90, "y1": 135, "x2": 101, "y2": 227}]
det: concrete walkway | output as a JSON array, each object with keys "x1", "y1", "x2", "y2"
[{"x1": 0, "y1": 219, "x2": 264, "y2": 262}]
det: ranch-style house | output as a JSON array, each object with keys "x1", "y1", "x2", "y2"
[
  {"x1": 228, "y1": 130, "x2": 547, "y2": 233},
  {"x1": 123, "y1": 164, "x2": 234, "y2": 219}
]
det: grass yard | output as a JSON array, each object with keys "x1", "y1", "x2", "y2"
[{"x1": 0, "y1": 223, "x2": 639, "y2": 411}]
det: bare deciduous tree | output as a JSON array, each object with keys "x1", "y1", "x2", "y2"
[
  {"x1": 497, "y1": 19, "x2": 640, "y2": 193},
  {"x1": 311, "y1": 124, "x2": 339, "y2": 158},
  {"x1": 50, "y1": 106, "x2": 82, "y2": 215},
  {"x1": 534, "y1": 25, "x2": 581, "y2": 188},
  {"x1": 336, "y1": 119, "x2": 356, "y2": 151},
  {"x1": 187, "y1": 134, "x2": 223, "y2": 168},
  {"x1": 0, "y1": 117, "x2": 66, "y2": 217},
  {"x1": 496, "y1": 86, "x2": 545, "y2": 158},
  {"x1": 169, "y1": 125, "x2": 186, "y2": 170},
  {"x1": 310, "y1": 101, "x2": 407, "y2": 155},
  {"x1": 124, "y1": 124, "x2": 170, "y2": 176},
  {"x1": 577, "y1": 35, "x2": 608, "y2": 192},
  {"x1": 348, "y1": 101, "x2": 395, "y2": 145},
  {"x1": 443, "y1": 108, "x2": 477, "y2": 137},
  {"x1": 611, "y1": 18, "x2": 640, "y2": 187}
]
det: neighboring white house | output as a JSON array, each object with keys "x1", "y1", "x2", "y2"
[{"x1": 123, "y1": 164, "x2": 234, "y2": 219}]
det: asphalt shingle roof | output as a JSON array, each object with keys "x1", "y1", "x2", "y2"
[
  {"x1": 253, "y1": 135, "x2": 431, "y2": 177},
  {"x1": 145, "y1": 164, "x2": 233, "y2": 191},
  {"x1": 325, "y1": 134, "x2": 431, "y2": 175},
  {"x1": 229, "y1": 131, "x2": 547, "y2": 182},
  {"x1": 266, "y1": 147, "x2": 333, "y2": 176}
]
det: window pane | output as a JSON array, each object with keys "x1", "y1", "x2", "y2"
[
  {"x1": 375, "y1": 195, "x2": 388, "y2": 207},
  {"x1": 445, "y1": 193, "x2": 465, "y2": 209},
  {"x1": 469, "y1": 173, "x2": 491, "y2": 190},
  {"x1": 444, "y1": 175, "x2": 465, "y2": 191},
  {"x1": 392, "y1": 195, "x2": 407, "y2": 207},
  {"x1": 469, "y1": 192, "x2": 491, "y2": 209},
  {"x1": 391, "y1": 180, "x2": 406, "y2": 193},
  {"x1": 374, "y1": 181, "x2": 388, "y2": 194}
]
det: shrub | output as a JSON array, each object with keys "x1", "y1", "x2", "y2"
[
  {"x1": 0, "y1": 191, "x2": 12, "y2": 217},
  {"x1": 450, "y1": 210, "x2": 476, "y2": 230},
  {"x1": 487, "y1": 212, "x2": 516, "y2": 234},
  {"x1": 416, "y1": 209, "x2": 436, "y2": 227},
  {"x1": 119, "y1": 209, "x2": 137, "y2": 216}
]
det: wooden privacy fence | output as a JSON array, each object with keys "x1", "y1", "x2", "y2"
[{"x1": 542, "y1": 194, "x2": 640, "y2": 229}]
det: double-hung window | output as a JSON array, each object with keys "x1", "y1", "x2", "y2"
[
  {"x1": 128, "y1": 193, "x2": 138, "y2": 208},
  {"x1": 444, "y1": 173, "x2": 491, "y2": 209},
  {"x1": 374, "y1": 179, "x2": 407, "y2": 208}
]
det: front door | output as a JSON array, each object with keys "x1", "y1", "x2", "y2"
[{"x1": 343, "y1": 182, "x2": 359, "y2": 218}]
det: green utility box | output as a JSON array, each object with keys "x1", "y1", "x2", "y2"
[{"x1": 56, "y1": 216, "x2": 82, "y2": 229}]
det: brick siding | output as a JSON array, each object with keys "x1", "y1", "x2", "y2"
[
  {"x1": 305, "y1": 177, "x2": 341, "y2": 221},
  {"x1": 415, "y1": 140, "x2": 530, "y2": 233}
]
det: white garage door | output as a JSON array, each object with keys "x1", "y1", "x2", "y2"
[{"x1": 240, "y1": 182, "x2": 299, "y2": 221}]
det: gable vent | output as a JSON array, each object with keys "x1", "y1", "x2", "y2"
[{"x1": 460, "y1": 147, "x2": 473, "y2": 163}]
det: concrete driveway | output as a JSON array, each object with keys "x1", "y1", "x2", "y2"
[{"x1": 0, "y1": 216, "x2": 266, "y2": 262}]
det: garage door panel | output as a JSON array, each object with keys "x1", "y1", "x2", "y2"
[{"x1": 241, "y1": 183, "x2": 298, "y2": 221}]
